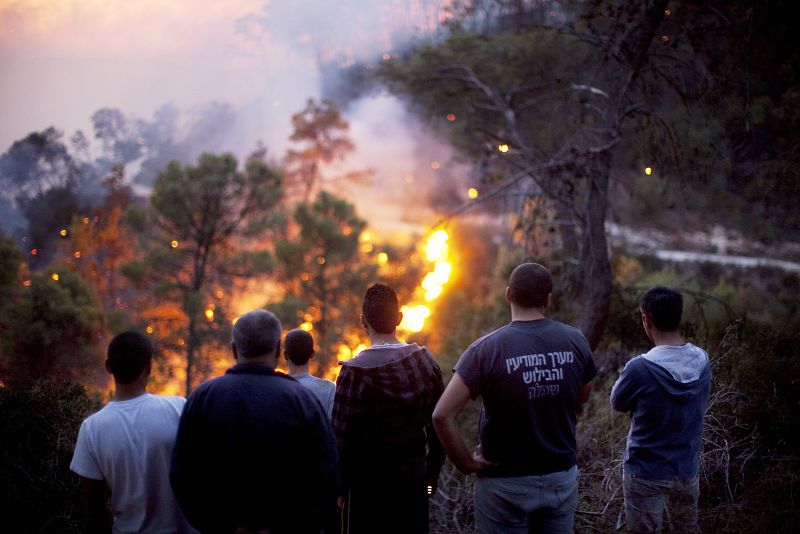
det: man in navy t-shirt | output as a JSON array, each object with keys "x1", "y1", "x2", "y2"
[{"x1": 433, "y1": 263, "x2": 596, "y2": 533}]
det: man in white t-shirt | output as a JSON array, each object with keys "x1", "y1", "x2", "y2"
[
  {"x1": 70, "y1": 331, "x2": 195, "y2": 534},
  {"x1": 285, "y1": 328, "x2": 336, "y2": 418}
]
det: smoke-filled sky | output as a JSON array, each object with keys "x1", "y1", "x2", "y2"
[{"x1": 0, "y1": 0, "x2": 463, "y2": 237}]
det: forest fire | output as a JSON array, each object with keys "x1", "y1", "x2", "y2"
[{"x1": 399, "y1": 229, "x2": 452, "y2": 333}]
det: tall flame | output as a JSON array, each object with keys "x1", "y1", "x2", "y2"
[{"x1": 399, "y1": 230, "x2": 452, "y2": 333}]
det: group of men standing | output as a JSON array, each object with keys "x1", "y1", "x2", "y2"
[{"x1": 71, "y1": 262, "x2": 711, "y2": 533}]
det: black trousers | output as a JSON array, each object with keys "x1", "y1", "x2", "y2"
[{"x1": 341, "y1": 482, "x2": 429, "y2": 534}]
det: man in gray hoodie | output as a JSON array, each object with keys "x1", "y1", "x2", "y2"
[{"x1": 611, "y1": 286, "x2": 712, "y2": 534}]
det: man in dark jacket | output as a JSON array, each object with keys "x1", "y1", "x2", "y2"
[
  {"x1": 611, "y1": 286, "x2": 712, "y2": 534},
  {"x1": 170, "y1": 309, "x2": 339, "y2": 533},
  {"x1": 333, "y1": 283, "x2": 444, "y2": 534}
]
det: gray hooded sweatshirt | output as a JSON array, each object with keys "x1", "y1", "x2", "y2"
[{"x1": 611, "y1": 343, "x2": 712, "y2": 480}]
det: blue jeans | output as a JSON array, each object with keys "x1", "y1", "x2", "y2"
[
  {"x1": 474, "y1": 466, "x2": 578, "y2": 534},
  {"x1": 623, "y1": 471, "x2": 700, "y2": 534}
]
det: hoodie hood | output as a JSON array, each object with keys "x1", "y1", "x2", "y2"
[
  {"x1": 339, "y1": 343, "x2": 439, "y2": 402},
  {"x1": 641, "y1": 343, "x2": 711, "y2": 401}
]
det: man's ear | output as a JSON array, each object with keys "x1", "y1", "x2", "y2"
[
  {"x1": 104, "y1": 359, "x2": 113, "y2": 375},
  {"x1": 396, "y1": 311, "x2": 403, "y2": 327},
  {"x1": 546, "y1": 293, "x2": 552, "y2": 309},
  {"x1": 361, "y1": 313, "x2": 368, "y2": 330},
  {"x1": 505, "y1": 287, "x2": 511, "y2": 304}
]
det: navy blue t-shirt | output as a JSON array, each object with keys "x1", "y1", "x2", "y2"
[{"x1": 455, "y1": 319, "x2": 596, "y2": 476}]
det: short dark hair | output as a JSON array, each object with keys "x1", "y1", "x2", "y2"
[
  {"x1": 232, "y1": 309, "x2": 282, "y2": 359},
  {"x1": 507, "y1": 263, "x2": 552, "y2": 308},
  {"x1": 640, "y1": 286, "x2": 683, "y2": 331},
  {"x1": 107, "y1": 331, "x2": 153, "y2": 384},
  {"x1": 363, "y1": 283, "x2": 400, "y2": 334},
  {"x1": 285, "y1": 329, "x2": 315, "y2": 365}
]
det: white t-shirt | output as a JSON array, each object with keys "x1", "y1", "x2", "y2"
[
  {"x1": 294, "y1": 373, "x2": 336, "y2": 418},
  {"x1": 70, "y1": 393, "x2": 196, "y2": 534}
]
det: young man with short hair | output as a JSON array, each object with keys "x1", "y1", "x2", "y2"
[
  {"x1": 170, "y1": 309, "x2": 339, "y2": 534},
  {"x1": 333, "y1": 283, "x2": 444, "y2": 534},
  {"x1": 433, "y1": 262, "x2": 596, "y2": 533},
  {"x1": 285, "y1": 328, "x2": 336, "y2": 418},
  {"x1": 611, "y1": 286, "x2": 712, "y2": 534},
  {"x1": 70, "y1": 331, "x2": 196, "y2": 533}
]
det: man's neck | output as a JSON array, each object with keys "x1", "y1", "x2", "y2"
[
  {"x1": 236, "y1": 354, "x2": 277, "y2": 367},
  {"x1": 650, "y1": 330, "x2": 684, "y2": 347},
  {"x1": 113, "y1": 382, "x2": 147, "y2": 402},
  {"x1": 287, "y1": 361, "x2": 309, "y2": 377},
  {"x1": 510, "y1": 305, "x2": 546, "y2": 322},
  {"x1": 369, "y1": 331, "x2": 402, "y2": 347}
]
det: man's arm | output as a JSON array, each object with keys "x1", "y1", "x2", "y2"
[
  {"x1": 579, "y1": 382, "x2": 593, "y2": 406},
  {"x1": 432, "y1": 373, "x2": 492, "y2": 474},
  {"x1": 425, "y1": 362, "x2": 446, "y2": 495},
  {"x1": 610, "y1": 359, "x2": 639, "y2": 413},
  {"x1": 79, "y1": 476, "x2": 111, "y2": 534}
]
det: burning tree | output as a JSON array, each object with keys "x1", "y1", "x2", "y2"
[
  {"x1": 284, "y1": 99, "x2": 372, "y2": 201},
  {"x1": 124, "y1": 153, "x2": 283, "y2": 394},
  {"x1": 380, "y1": 0, "x2": 690, "y2": 348},
  {"x1": 272, "y1": 191, "x2": 377, "y2": 371}
]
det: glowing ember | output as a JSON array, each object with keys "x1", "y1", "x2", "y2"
[
  {"x1": 377, "y1": 252, "x2": 389, "y2": 266},
  {"x1": 30, "y1": 248, "x2": 37, "y2": 255},
  {"x1": 300, "y1": 322, "x2": 313, "y2": 331},
  {"x1": 171, "y1": 240, "x2": 179, "y2": 248},
  {"x1": 146, "y1": 326, "x2": 154, "y2": 334},
  {"x1": 51, "y1": 273, "x2": 59, "y2": 281},
  {"x1": 205, "y1": 309, "x2": 214, "y2": 321},
  {"x1": 645, "y1": 166, "x2": 653, "y2": 175},
  {"x1": 73, "y1": 251, "x2": 81, "y2": 258},
  {"x1": 468, "y1": 187, "x2": 479, "y2": 199},
  {"x1": 59, "y1": 228, "x2": 68, "y2": 237},
  {"x1": 498, "y1": 144, "x2": 509, "y2": 153},
  {"x1": 447, "y1": 113, "x2": 456, "y2": 122}
]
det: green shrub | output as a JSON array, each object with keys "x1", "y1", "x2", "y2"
[{"x1": 0, "y1": 381, "x2": 101, "y2": 533}]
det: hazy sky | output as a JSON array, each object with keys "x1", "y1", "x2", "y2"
[{"x1": 0, "y1": 0, "x2": 461, "y2": 236}]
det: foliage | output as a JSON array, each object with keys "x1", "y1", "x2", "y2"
[
  {"x1": 61, "y1": 166, "x2": 140, "y2": 319},
  {"x1": 0, "y1": 127, "x2": 80, "y2": 199},
  {"x1": 0, "y1": 381, "x2": 101, "y2": 533},
  {"x1": 283, "y1": 98, "x2": 372, "y2": 201},
  {"x1": 273, "y1": 191, "x2": 377, "y2": 370},
  {"x1": 124, "y1": 153, "x2": 284, "y2": 394},
  {"x1": 0, "y1": 267, "x2": 106, "y2": 389}
]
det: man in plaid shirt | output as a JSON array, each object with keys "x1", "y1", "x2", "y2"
[{"x1": 333, "y1": 283, "x2": 445, "y2": 534}]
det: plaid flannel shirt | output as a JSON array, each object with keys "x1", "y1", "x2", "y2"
[{"x1": 332, "y1": 343, "x2": 445, "y2": 489}]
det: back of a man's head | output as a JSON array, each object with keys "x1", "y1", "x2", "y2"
[
  {"x1": 232, "y1": 309, "x2": 282, "y2": 360},
  {"x1": 285, "y1": 329, "x2": 315, "y2": 366},
  {"x1": 640, "y1": 286, "x2": 683, "y2": 332},
  {"x1": 363, "y1": 283, "x2": 400, "y2": 334},
  {"x1": 507, "y1": 263, "x2": 553, "y2": 309},
  {"x1": 107, "y1": 331, "x2": 153, "y2": 384}
]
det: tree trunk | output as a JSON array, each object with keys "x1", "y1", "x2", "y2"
[
  {"x1": 576, "y1": 154, "x2": 613, "y2": 350},
  {"x1": 185, "y1": 314, "x2": 198, "y2": 395}
]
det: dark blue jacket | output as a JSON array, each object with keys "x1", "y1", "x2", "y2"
[
  {"x1": 170, "y1": 363, "x2": 339, "y2": 533},
  {"x1": 611, "y1": 344, "x2": 712, "y2": 480}
]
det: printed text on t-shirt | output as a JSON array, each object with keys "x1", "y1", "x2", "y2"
[{"x1": 504, "y1": 351, "x2": 574, "y2": 399}]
